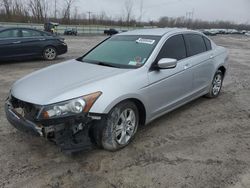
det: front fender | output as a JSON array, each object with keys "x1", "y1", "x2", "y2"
[{"x1": 89, "y1": 92, "x2": 149, "y2": 115}]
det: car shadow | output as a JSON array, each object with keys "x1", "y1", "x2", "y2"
[
  {"x1": 138, "y1": 96, "x2": 209, "y2": 133},
  {"x1": 71, "y1": 96, "x2": 212, "y2": 158}
]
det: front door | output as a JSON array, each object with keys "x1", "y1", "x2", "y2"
[
  {"x1": 0, "y1": 29, "x2": 23, "y2": 60},
  {"x1": 146, "y1": 34, "x2": 193, "y2": 119}
]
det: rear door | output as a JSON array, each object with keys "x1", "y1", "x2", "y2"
[
  {"x1": 183, "y1": 34, "x2": 214, "y2": 93},
  {"x1": 0, "y1": 29, "x2": 23, "y2": 60},
  {"x1": 147, "y1": 34, "x2": 193, "y2": 119}
]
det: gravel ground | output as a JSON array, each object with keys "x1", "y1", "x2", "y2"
[{"x1": 0, "y1": 35, "x2": 250, "y2": 188}]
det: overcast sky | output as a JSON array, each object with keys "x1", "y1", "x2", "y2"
[{"x1": 71, "y1": 0, "x2": 250, "y2": 24}]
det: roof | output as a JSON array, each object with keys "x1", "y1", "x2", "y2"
[
  {"x1": 0, "y1": 27, "x2": 6, "y2": 31},
  {"x1": 0, "y1": 27, "x2": 42, "y2": 32},
  {"x1": 118, "y1": 28, "x2": 188, "y2": 36}
]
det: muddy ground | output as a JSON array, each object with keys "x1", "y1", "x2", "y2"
[{"x1": 0, "y1": 35, "x2": 250, "y2": 188}]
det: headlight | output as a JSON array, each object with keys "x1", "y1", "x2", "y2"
[{"x1": 39, "y1": 91, "x2": 102, "y2": 119}]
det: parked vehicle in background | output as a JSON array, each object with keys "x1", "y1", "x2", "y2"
[
  {"x1": 5, "y1": 28, "x2": 228, "y2": 153},
  {"x1": 201, "y1": 28, "x2": 247, "y2": 36},
  {"x1": 64, "y1": 28, "x2": 78, "y2": 36},
  {"x1": 241, "y1": 30, "x2": 247, "y2": 34},
  {"x1": 227, "y1": 29, "x2": 241, "y2": 34},
  {"x1": 202, "y1": 29, "x2": 217, "y2": 36},
  {"x1": 0, "y1": 27, "x2": 67, "y2": 61},
  {"x1": 104, "y1": 28, "x2": 119, "y2": 35},
  {"x1": 217, "y1": 29, "x2": 227, "y2": 34},
  {"x1": 44, "y1": 22, "x2": 59, "y2": 34},
  {"x1": 245, "y1": 32, "x2": 250, "y2": 36}
]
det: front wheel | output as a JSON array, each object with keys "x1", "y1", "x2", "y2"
[
  {"x1": 43, "y1": 46, "x2": 57, "y2": 60},
  {"x1": 205, "y1": 70, "x2": 224, "y2": 98},
  {"x1": 91, "y1": 101, "x2": 139, "y2": 151}
]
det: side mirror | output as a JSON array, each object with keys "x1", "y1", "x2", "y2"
[{"x1": 157, "y1": 58, "x2": 177, "y2": 69}]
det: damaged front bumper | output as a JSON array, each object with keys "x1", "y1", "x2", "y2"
[{"x1": 5, "y1": 97, "x2": 102, "y2": 153}]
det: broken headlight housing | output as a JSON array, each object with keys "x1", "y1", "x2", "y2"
[{"x1": 38, "y1": 91, "x2": 102, "y2": 119}]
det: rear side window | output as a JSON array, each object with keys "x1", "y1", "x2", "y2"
[
  {"x1": 0, "y1": 29, "x2": 21, "y2": 38},
  {"x1": 203, "y1": 37, "x2": 212, "y2": 50},
  {"x1": 184, "y1": 34, "x2": 207, "y2": 56},
  {"x1": 22, "y1": 29, "x2": 42, "y2": 37},
  {"x1": 157, "y1": 34, "x2": 186, "y2": 61}
]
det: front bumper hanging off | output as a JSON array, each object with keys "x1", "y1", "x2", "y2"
[{"x1": 5, "y1": 98, "x2": 98, "y2": 153}]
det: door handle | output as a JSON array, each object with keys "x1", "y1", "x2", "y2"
[
  {"x1": 39, "y1": 38, "x2": 46, "y2": 41},
  {"x1": 12, "y1": 41, "x2": 21, "y2": 44},
  {"x1": 184, "y1": 63, "x2": 190, "y2": 70}
]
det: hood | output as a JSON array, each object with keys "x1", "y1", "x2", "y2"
[{"x1": 11, "y1": 59, "x2": 129, "y2": 105}]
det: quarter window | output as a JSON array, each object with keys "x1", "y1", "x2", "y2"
[
  {"x1": 184, "y1": 34, "x2": 207, "y2": 56},
  {"x1": 203, "y1": 37, "x2": 212, "y2": 51},
  {"x1": 157, "y1": 34, "x2": 187, "y2": 61}
]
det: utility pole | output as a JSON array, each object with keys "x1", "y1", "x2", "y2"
[
  {"x1": 87, "y1": 11, "x2": 92, "y2": 34},
  {"x1": 186, "y1": 10, "x2": 194, "y2": 20},
  {"x1": 87, "y1": 11, "x2": 92, "y2": 25},
  {"x1": 54, "y1": 0, "x2": 57, "y2": 19},
  {"x1": 192, "y1": 9, "x2": 195, "y2": 20}
]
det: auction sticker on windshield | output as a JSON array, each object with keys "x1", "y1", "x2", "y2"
[{"x1": 136, "y1": 38, "x2": 155, "y2": 45}]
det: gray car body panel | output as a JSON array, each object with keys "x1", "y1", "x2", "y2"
[{"x1": 11, "y1": 28, "x2": 228, "y2": 124}]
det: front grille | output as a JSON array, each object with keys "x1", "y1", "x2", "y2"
[{"x1": 10, "y1": 96, "x2": 41, "y2": 121}]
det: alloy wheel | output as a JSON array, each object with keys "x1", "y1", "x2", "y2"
[
  {"x1": 114, "y1": 108, "x2": 136, "y2": 145},
  {"x1": 212, "y1": 74, "x2": 222, "y2": 96},
  {"x1": 44, "y1": 47, "x2": 56, "y2": 60}
]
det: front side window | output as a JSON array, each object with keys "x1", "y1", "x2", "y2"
[
  {"x1": 157, "y1": 34, "x2": 187, "y2": 61},
  {"x1": 0, "y1": 29, "x2": 21, "y2": 38},
  {"x1": 22, "y1": 29, "x2": 42, "y2": 37},
  {"x1": 80, "y1": 35, "x2": 160, "y2": 68},
  {"x1": 184, "y1": 34, "x2": 207, "y2": 56}
]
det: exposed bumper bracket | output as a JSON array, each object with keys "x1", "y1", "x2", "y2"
[{"x1": 5, "y1": 102, "x2": 43, "y2": 137}]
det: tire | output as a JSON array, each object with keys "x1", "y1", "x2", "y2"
[
  {"x1": 205, "y1": 70, "x2": 224, "y2": 98},
  {"x1": 91, "y1": 101, "x2": 139, "y2": 151},
  {"x1": 43, "y1": 46, "x2": 57, "y2": 60}
]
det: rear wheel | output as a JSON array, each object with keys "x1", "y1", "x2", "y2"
[
  {"x1": 43, "y1": 46, "x2": 57, "y2": 60},
  {"x1": 205, "y1": 70, "x2": 224, "y2": 98},
  {"x1": 91, "y1": 101, "x2": 139, "y2": 151}
]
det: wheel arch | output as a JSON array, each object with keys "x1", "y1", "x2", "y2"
[
  {"x1": 218, "y1": 65, "x2": 226, "y2": 76},
  {"x1": 43, "y1": 45, "x2": 57, "y2": 52},
  {"x1": 103, "y1": 97, "x2": 147, "y2": 126},
  {"x1": 127, "y1": 98, "x2": 146, "y2": 126}
]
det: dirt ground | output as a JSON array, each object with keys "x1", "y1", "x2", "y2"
[{"x1": 0, "y1": 35, "x2": 250, "y2": 188}]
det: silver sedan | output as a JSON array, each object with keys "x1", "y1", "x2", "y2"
[{"x1": 5, "y1": 28, "x2": 229, "y2": 153}]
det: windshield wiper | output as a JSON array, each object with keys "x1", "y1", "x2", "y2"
[
  {"x1": 97, "y1": 62, "x2": 117, "y2": 68},
  {"x1": 80, "y1": 59, "x2": 124, "y2": 68}
]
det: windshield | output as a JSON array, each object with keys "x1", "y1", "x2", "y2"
[{"x1": 80, "y1": 35, "x2": 160, "y2": 68}]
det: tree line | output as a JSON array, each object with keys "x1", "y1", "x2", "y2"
[{"x1": 0, "y1": 0, "x2": 249, "y2": 30}]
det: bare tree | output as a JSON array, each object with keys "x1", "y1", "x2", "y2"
[
  {"x1": 98, "y1": 11, "x2": 107, "y2": 24},
  {"x1": 62, "y1": 0, "x2": 75, "y2": 23},
  {"x1": 29, "y1": 0, "x2": 49, "y2": 22},
  {"x1": 2, "y1": 0, "x2": 12, "y2": 18},
  {"x1": 124, "y1": 0, "x2": 133, "y2": 26},
  {"x1": 12, "y1": 0, "x2": 29, "y2": 20},
  {"x1": 138, "y1": 0, "x2": 144, "y2": 24}
]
